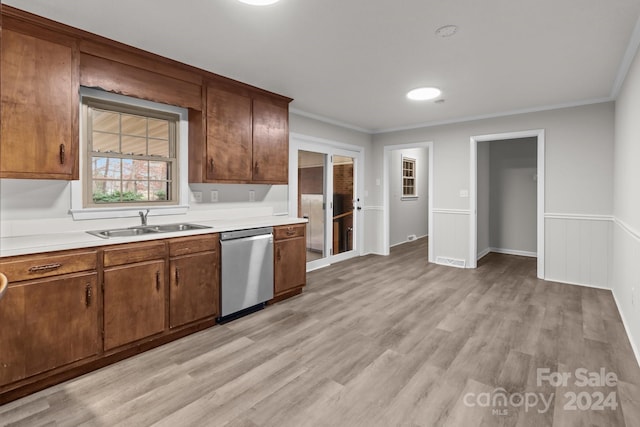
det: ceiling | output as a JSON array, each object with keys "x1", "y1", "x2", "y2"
[{"x1": 5, "y1": 0, "x2": 640, "y2": 133}]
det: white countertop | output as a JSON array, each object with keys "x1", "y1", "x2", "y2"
[{"x1": 0, "y1": 216, "x2": 307, "y2": 258}]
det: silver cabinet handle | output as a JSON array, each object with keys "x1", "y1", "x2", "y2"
[{"x1": 28, "y1": 263, "x2": 62, "y2": 273}]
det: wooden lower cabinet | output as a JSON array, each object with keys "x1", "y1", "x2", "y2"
[
  {"x1": 0, "y1": 272, "x2": 99, "y2": 385},
  {"x1": 0, "y1": 226, "x2": 308, "y2": 403},
  {"x1": 169, "y1": 251, "x2": 218, "y2": 328},
  {"x1": 274, "y1": 224, "x2": 306, "y2": 297},
  {"x1": 103, "y1": 260, "x2": 166, "y2": 351}
]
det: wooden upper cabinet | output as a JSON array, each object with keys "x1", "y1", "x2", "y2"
[
  {"x1": 206, "y1": 86, "x2": 253, "y2": 182},
  {"x1": 252, "y1": 99, "x2": 289, "y2": 183},
  {"x1": 0, "y1": 27, "x2": 79, "y2": 179},
  {"x1": 195, "y1": 82, "x2": 291, "y2": 184}
]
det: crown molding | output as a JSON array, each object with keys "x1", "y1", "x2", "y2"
[
  {"x1": 289, "y1": 108, "x2": 372, "y2": 134},
  {"x1": 611, "y1": 15, "x2": 640, "y2": 99}
]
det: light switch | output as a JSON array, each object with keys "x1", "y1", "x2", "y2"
[
  {"x1": 211, "y1": 190, "x2": 219, "y2": 202},
  {"x1": 249, "y1": 190, "x2": 255, "y2": 202}
]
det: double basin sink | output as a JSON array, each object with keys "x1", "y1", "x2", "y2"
[{"x1": 87, "y1": 223, "x2": 211, "y2": 239}]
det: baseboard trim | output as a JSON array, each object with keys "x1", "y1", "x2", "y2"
[
  {"x1": 544, "y1": 276, "x2": 611, "y2": 291},
  {"x1": 489, "y1": 247, "x2": 537, "y2": 258},
  {"x1": 612, "y1": 289, "x2": 640, "y2": 369},
  {"x1": 477, "y1": 247, "x2": 491, "y2": 260},
  {"x1": 390, "y1": 234, "x2": 428, "y2": 248}
]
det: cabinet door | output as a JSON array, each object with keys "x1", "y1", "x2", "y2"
[
  {"x1": 103, "y1": 260, "x2": 166, "y2": 351},
  {"x1": 25, "y1": 273, "x2": 99, "y2": 377},
  {"x1": 0, "y1": 273, "x2": 99, "y2": 385},
  {"x1": 169, "y1": 252, "x2": 218, "y2": 328},
  {"x1": 1, "y1": 29, "x2": 77, "y2": 179},
  {"x1": 252, "y1": 99, "x2": 289, "y2": 183},
  {"x1": 0, "y1": 283, "x2": 26, "y2": 384},
  {"x1": 274, "y1": 237, "x2": 306, "y2": 296},
  {"x1": 206, "y1": 86, "x2": 252, "y2": 182}
]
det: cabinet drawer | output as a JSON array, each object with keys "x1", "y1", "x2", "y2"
[
  {"x1": 0, "y1": 250, "x2": 97, "y2": 282},
  {"x1": 274, "y1": 224, "x2": 305, "y2": 240},
  {"x1": 103, "y1": 241, "x2": 166, "y2": 267},
  {"x1": 169, "y1": 234, "x2": 218, "y2": 257}
]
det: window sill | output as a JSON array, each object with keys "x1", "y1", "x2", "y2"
[{"x1": 70, "y1": 205, "x2": 189, "y2": 220}]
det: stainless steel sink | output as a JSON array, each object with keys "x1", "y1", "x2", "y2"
[
  {"x1": 87, "y1": 223, "x2": 211, "y2": 239},
  {"x1": 145, "y1": 223, "x2": 211, "y2": 233}
]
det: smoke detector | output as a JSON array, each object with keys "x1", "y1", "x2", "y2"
[{"x1": 435, "y1": 25, "x2": 458, "y2": 38}]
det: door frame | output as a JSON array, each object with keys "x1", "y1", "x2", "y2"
[
  {"x1": 289, "y1": 133, "x2": 365, "y2": 271},
  {"x1": 382, "y1": 141, "x2": 434, "y2": 260},
  {"x1": 469, "y1": 129, "x2": 545, "y2": 278}
]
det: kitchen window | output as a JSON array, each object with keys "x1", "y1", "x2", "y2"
[
  {"x1": 83, "y1": 99, "x2": 178, "y2": 207},
  {"x1": 402, "y1": 156, "x2": 417, "y2": 198},
  {"x1": 70, "y1": 87, "x2": 189, "y2": 220}
]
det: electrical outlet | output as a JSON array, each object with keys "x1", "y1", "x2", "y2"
[
  {"x1": 210, "y1": 190, "x2": 219, "y2": 203},
  {"x1": 249, "y1": 190, "x2": 255, "y2": 202},
  {"x1": 459, "y1": 189, "x2": 469, "y2": 198},
  {"x1": 191, "y1": 191, "x2": 202, "y2": 203}
]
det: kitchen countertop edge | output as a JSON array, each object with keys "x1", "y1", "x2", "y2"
[{"x1": 0, "y1": 216, "x2": 307, "y2": 258}]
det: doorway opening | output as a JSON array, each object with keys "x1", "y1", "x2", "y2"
[
  {"x1": 470, "y1": 130, "x2": 545, "y2": 279},
  {"x1": 382, "y1": 142, "x2": 433, "y2": 259}
]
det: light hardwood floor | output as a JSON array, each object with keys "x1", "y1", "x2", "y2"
[{"x1": 1, "y1": 238, "x2": 639, "y2": 426}]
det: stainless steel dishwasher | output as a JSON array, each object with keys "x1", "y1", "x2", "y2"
[{"x1": 219, "y1": 227, "x2": 274, "y2": 322}]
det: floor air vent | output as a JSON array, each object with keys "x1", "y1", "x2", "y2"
[{"x1": 435, "y1": 256, "x2": 466, "y2": 268}]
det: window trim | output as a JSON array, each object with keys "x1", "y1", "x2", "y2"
[
  {"x1": 70, "y1": 87, "x2": 190, "y2": 220},
  {"x1": 401, "y1": 156, "x2": 418, "y2": 199}
]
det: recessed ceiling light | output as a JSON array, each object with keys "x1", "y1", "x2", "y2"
[
  {"x1": 237, "y1": 0, "x2": 280, "y2": 5},
  {"x1": 407, "y1": 87, "x2": 442, "y2": 101},
  {"x1": 435, "y1": 25, "x2": 458, "y2": 38}
]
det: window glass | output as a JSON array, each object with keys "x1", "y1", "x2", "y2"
[
  {"x1": 84, "y1": 100, "x2": 178, "y2": 207},
  {"x1": 402, "y1": 157, "x2": 417, "y2": 197}
]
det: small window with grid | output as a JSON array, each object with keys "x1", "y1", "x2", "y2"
[
  {"x1": 402, "y1": 157, "x2": 417, "y2": 198},
  {"x1": 83, "y1": 99, "x2": 179, "y2": 207}
]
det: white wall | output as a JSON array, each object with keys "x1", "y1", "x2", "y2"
[
  {"x1": 389, "y1": 147, "x2": 428, "y2": 246},
  {"x1": 612, "y1": 42, "x2": 640, "y2": 363},
  {"x1": 489, "y1": 138, "x2": 537, "y2": 255},
  {"x1": 0, "y1": 178, "x2": 289, "y2": 237},
  {"x1": 372, "y1": 102, "x2": 615, "y2": 282}
]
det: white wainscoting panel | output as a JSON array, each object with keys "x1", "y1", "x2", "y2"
[
  {"x1": 432, "y1": 209, "x2": 470, "y2": 266},
  {"x1": 363, "y1": 206, "x2": 384, "y2": 255},
  {"x1": 611, "y1": 219, "x2": 640, "y2": 366},
  {"x1": 544, "y1": 214, "x2": 612, "y2": 288}
]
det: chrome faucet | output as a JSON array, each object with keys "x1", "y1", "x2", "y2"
[{"x1": 139, "y1": 209, "x2": 150, "y2": 226}]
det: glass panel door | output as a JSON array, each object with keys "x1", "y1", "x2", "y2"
[
  {"x1": 332, "y1": 155, "x2": 355, "y2": 255},
  {"x1": 296, "y1": 145, "x2": 361, "y2": 269},
  {"x1": 298, "y1": 150, "x2": 327, "y2": 263}
]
